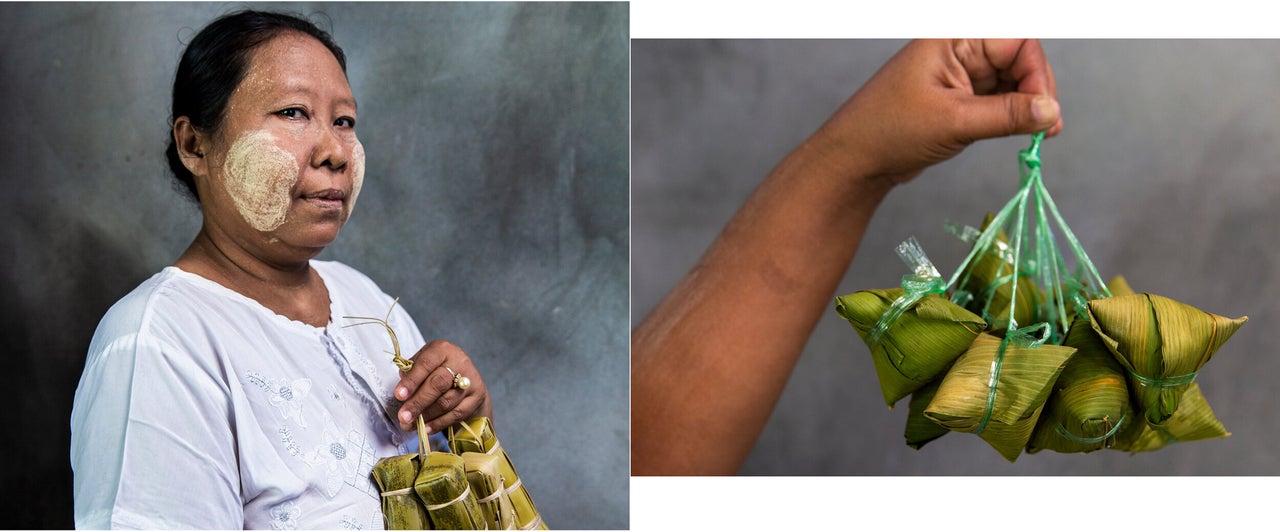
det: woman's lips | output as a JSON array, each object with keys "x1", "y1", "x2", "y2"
[{"x1": 301, "y1": 189, "x2": 346, "y2": 210}]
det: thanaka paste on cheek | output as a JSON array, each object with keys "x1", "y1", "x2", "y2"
[
  {"x1": 347, "y1": 140, "x2": 365, "y2": 218},
  {"x1": 222, "y1": 130, "x2": 299, "y2": 232}
]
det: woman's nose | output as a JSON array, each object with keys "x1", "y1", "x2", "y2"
[{"x1": 311, "y1": 125, "x2": 350, "y2": 171}]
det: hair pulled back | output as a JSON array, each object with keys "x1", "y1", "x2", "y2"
[{"x1": 165, "y1": 10, "x2": 347, "y2": 201}]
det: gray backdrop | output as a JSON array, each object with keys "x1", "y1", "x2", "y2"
[
  {"x1": 633, "y1": 40, "x2": 1280, "y2": 475},
  {"x1": 0, "y1": 3, "x2": 628, "y2": 529}
]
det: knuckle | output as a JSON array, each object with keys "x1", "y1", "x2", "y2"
[
  {"x1": 427, "y1": 339, "x2": 458, "y2": 354},
  {"x1": 437, "y1": 390, "x2": 461, "y2": 411},
  {"x1": 428, "y1": 370, "x2": 454, "y2": 392},
  {"x1": 442, "y1": 407, "x2": 465, "y2": 427},
  {"x1": 1003, "y1": 94, "x2": 1023, "y2": 135},
  {"x1": 404, "y1": 395, "x2": 428, "y2": 415}
]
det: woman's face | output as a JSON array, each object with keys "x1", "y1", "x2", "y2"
[{"x1": 198, "y1": 31, "x2": 364, "y2": 256}]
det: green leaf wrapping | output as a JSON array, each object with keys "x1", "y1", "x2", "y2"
[
  {"x1": 1088, "y1": 293, "x2": 1246, "y2": 426},
  {"x1": 1027, "y1": 319, "x2": 1131, "y2": 454},
  {"x1": 449, "y1": 418, "x2": 547, "y2": 530},
  {"x1": 925, "y1": 333, "x2": 1075, "y2": 462},
  {"x1": 462, "y1": 451, "x2": 517, "y2": 530},
  {"x1": 904, "y1": 379, "x2": 948, "y2": 450},
  {"x1": 958, "y1": 213, "x2": 1041, "y2": 333},
  {"x1": 835, "y1": 288, "x2": 987, "y2": 407},
  {"x1": 372, "y1": 454, "x2": 432, "y2": 530},
  {"x1": 1111, "y1": 383, "x2": 1230, "y2": 452},
  {"x1": 414, "y1": 452, "x2": 486, "y2": 530}
]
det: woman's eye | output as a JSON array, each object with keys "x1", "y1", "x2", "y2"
[
  {"x1": 335, "y1": 117, "x2": 356, "y2": 128},
  {"x1": 278, "y1": 108, "x2": 307, "y2": 119}
]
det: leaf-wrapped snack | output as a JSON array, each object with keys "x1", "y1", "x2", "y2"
[
  {"x1": 904, "y1": 379, "x2": 948, "y2": 450},
  {"x1": 1111, "y1": 383, "x2": 1230, "y2": 452},
  {"x1": 372, "y1": 454, "x2": 432, "y2": 530},
  {"x1": 835, "y1": 288, "x2": 987, "y2": 407},
  {"x1": 1088, "y1": 293, "x2": 1246, "y2": 426},
  {"x1": 958, "y1": 213, "x2": 1041, "y2": 333},
  {"x1": 463, "y1": 451, "x2": 518, "y2": 530},
  {"x1": 414, "y1": 451, "x2": 486, "y2": 530},
  {"x1": 449, "y1": 418, "x2": 547, "y2": 530},
  {"x1": 1026, "y1": 319, "x2": 1131, "y2": 454},
  {"x1": 925, "y1": 333, "x2": 1076, "y2": 462},
  {"x1": 1107, "y1": 275, "x2": 1134, "y2": 297}
]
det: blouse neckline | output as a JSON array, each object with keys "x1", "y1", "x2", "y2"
[{"x1": 163, "y1": 261, "x2": 343, "y2": 336}]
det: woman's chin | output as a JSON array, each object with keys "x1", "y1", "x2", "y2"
[{"x1": 266, "y1": 220, "x2": 345, "y2": 255}]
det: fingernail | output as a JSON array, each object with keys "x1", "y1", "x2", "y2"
[
  {"x1": 1032, "y1": 96, "x2": 1059, "y2": 125},
  {"x1": 396, "y1": 386, "x2": 408, "y2": 400},
  {"x1": 400, "y1": 410, "x2": 412, "y2": 423},
  {"x1": 423, "y1": 425, "x2": 433, "y2": 435}
]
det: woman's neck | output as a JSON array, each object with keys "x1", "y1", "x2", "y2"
[{"x1": 175, "y1": 225, "x2": 332, "y2": 328}]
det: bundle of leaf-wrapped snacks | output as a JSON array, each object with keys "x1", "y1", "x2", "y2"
[
  {"x1": 372, "y1": 417, "x2": 487, "y2": 530},
  {"x1": 835, "y1": 132, "x2": 1246, "y2": 462},
  {"x1": 449, "y1": 418, "x2": 548, "y2": 530},
  {"x1": 348, "y1": 302, "x2": 547, "y2": 529}
]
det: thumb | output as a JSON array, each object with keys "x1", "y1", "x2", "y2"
[{"x1": 962, "y1": 92, "x2": 1060, "y2": 140}]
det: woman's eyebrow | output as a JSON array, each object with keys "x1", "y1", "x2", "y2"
[{"x1": 272, "y1": 82, "x2": 357, "y2": 110}]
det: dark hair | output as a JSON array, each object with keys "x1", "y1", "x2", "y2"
[{"x1": 166, "y1": 10, "x2": 347, "y2": 201}]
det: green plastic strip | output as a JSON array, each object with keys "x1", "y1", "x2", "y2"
[
  {"x1": 867, "y1": 237, "x2": 946, "y2": 344},
  {"x1": 1055, "y1": 414, "x2": 1127, "y2": 444},
  {"x1": 1128, "y1": 369, "x2": 1199, "y2": 388}
]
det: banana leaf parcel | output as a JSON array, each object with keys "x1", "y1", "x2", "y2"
[
  {"x1": 371, "y1": 418, "x2": 487, "y2": 530},
  {"x1": 413, "y1": 450, "x2": 487, "y2": 530},
  {"x1": 925, "y1": 333, "x2": 1076, "y2": 462},
  {"x1": 449, "y1": 418, "x2": 547, "y2": 530},
  {"x1": 462, "y1": 451, "x2": 518, "y2": 530},
  {"x1": 835, "y1": 288, "x2": 987, "y2": 407},
  {"x1": 903, "y1": 379, "x2": 948, "y2": 450},
  {"x1": 1088, "y1": 293, "x2": 1247, "y2": 426},
  {"x1": 372, "y1": 454, "x2": 432, "y2": 529},
  {"x1": 1111, "y1": 382, "x2": 1230, "y2": 452},
  {"x1": 956, "y1": 213, "x2": 1041, "y2": 334},
  {"x1": 1026, "y1": 319, "x2": 1131, "y2": 454}
]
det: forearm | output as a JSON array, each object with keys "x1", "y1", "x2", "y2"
[{"x1": 631, "y1": 132, "x2": 893, "y2": 475}]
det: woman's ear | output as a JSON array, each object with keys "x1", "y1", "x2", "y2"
[{"x1": 173, "y1": 117, "x2": 210, "y2": 179}]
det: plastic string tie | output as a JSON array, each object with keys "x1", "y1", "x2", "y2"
[
  {"x1": 1128, "y1": 369, "x2": 1199, "y2": 388},
  {"x1": 867, "y1": 236, "x2": 946, "y2": 344},
  {"x1": 973, "y1": 336, "x2": 1010, "y2": 436},
  {"x1": 1055, "y1": 414, "x2": 1127, "y2": 445}
]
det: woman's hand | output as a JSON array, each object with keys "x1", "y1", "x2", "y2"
[
  {"x1": 813, "y1": 39, "x2": 1062, "y2": 188},
  {"x1": 394, "y1": 340, "x2": 493, "y2": 433}
]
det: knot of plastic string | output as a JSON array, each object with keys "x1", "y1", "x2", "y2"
[
  {"x1": 1019, "y1": 131, "x2": 1044, "y2": 169},
  {"x1": 1055, "y1": 414, "x2": 1127, "y2": 445},
  {"x1": 867, "y1": 237, "x2": 946, "y2": 344}
]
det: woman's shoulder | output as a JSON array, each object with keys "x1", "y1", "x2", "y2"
[
  {"x1": 85, "y1": 266, "x2": 259, "y2": 362},
  {"x1": 89, "y1": 267, "x2": 190, "y2": 342}
]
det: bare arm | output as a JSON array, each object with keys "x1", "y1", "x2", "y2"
[{"x1": 631, "y1": 39, "x2": 1063, "y2": 475}]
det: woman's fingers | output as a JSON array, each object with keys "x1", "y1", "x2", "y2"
[
  {"x1": 394, "y1": 339, "x2": 489, "y2": 432},
  {"x1": 953, "y1": 39, "x2": 1062, "y2": 140}
]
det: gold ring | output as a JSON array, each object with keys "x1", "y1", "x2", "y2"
[{"x1": 445, "y1": 367, "x2": 471, "y2": 391}]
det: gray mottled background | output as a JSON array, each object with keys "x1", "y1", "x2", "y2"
[
  {"x1": 632, "y1": 40, "x2": 1279, "y2": 475},
  {"x1": 0, "y1": 2, "x2": 628, "y2": 528}
]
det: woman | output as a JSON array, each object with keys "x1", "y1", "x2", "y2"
[{"x1": 70, "y1": 11, "x2": 491, "y2": 529}]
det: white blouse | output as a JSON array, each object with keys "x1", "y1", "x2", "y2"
[{"x1": 71, "y1": 260, "x2": 448, "y2": 529}]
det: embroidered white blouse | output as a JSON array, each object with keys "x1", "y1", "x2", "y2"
[{"x1": 71, "y1": 260, "x2": 448, "y2": 529}]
